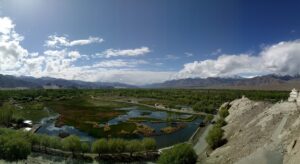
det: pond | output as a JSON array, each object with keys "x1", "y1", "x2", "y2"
[{"x1": 36, "y1": 106, "x2": 202, "y2": 148}]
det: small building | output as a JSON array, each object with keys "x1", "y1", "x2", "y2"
[
  {"x1": 23, "y1": 120, "x2": 33, "y2": 127},
  {"x1": 288, "y1": 88, "x2": 298, "y2": 102},
  {"x1": 288, "y1": 88, "x2": 300, "y2": 106}
]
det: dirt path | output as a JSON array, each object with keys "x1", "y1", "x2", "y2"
[
  {"x1": 235, "y1": 114, "x2": 288, "y2": 164},
  {"x1": 193, "y1": 124, "x2": 213, "y2": 155}
]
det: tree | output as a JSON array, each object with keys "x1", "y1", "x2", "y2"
[
  {"x1": 0, "y1": 103, "x2": 14, "y2": 127},
  {"x1": 92, "y1": 139, "x2": 108, "y2": 157},
  {"x1": 142, "y1": 138, "x2": 156, "y2": 153},
  {"x1": 40, "y1": 134, "x2": 51, "y2": 153},
  {"x1": 49, "y1": 136, "x2": 62, "y2": 149},
  {"x1": 158, "y1": 143, "x2": 197, "y2": 164},
  {"x1": 108, "y1": 138, "x2": 126, "y2": 154},
  {"x1": 205, "y1": 125, "x2": 225, "y2": 149},
  {"x1": 126, "y1": 140, "x2": 143, "y2": 157},
  {"x1": 62, "y1": 135, "x2": 82, "y2": 157},
  {"x1": 1, "y1": 137, "x2": 31, "y2": 161},
  {"x1": 81, "y1": 142, "x2": 90, "y2": 155}
]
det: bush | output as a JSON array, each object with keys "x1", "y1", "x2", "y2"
[
  {"x1": 158, "y1": 143, "x2": 197, "y2": 164},
  {"x1": 126, "y1": 140, "x2": 143, "y2": 156},
  {"x1": 142, "y1": 138, "x2": 156, "y2": 152},
  {"x1": 0, "y1": 134, "x2": 31, "y2": 161},
  {"x1": 218, "y1": 106, "x2": 229, "y2": 119},
  {"x1": 92, "y1": 139, "x2": 108, "y2": 157},
  {"x1": 205, "y1": 125, "x2": 225, "y2": 149},
  {"x1": 62, "y1": 135, "x2": 82, "y2": 156},
  {"x1": 81, "y1": 142, "x2": 90, "y2": 155},
  {"x1": 0, "y1": 103, "x2": 14, "y2": 127},
  {"x1": 204, "y1": 114, "x2": 214, "y2": 123},
  {"x1": 216, "y1": 118, "x2": 227, "y2": 127},
  {"x1": 108, "y1": 138, "x2": 126, "y2": 154}
]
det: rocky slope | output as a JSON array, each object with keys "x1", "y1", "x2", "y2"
[{"x1": 203, "y1": 97, "x2": 300, "y2": 164}]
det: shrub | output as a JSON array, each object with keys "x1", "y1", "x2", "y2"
[
  {"x1": 218, "y1": 107, "x2": 229, "y2": 119},
  {"x1": 81, "y1": 142, "x2": 90, "y2": 155},
  {"x1": 126, "y1": 140, "x2": 143, "y2": 156},
  {"x1": 0, "y1": 135, "x2": 31, "y2": 161},
  {"x1": 62, "y1": 135, "x2": 82, "y2": 156},
  {"x1": 0, "y1": 103, "x2": 14, "y2": 127},
  {"x1": 108, "y1": 138, "x2": 126, "y2": 154},
  {"x1": 92, "y1": 139, "x2": 108, "y2": 157},
  {"x1": 205, "y1": 125, "x2": 225, "y2": 149},
  {"x1": 158, "y1": 143, "x2": 197, "y2": 164},
  {"x1": 204, "y1": 114, "x2": 214, "y2": 123},
  {"x1": 142, "y1": 138, "x2": 156, "y2": 152},
  {"x1": 216, "y1": 118, "x2": 227, "y2": 127}
]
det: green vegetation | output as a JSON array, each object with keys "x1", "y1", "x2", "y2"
[
  {"x1": 62, "y1": 135, "x2": 82, "y2": 156},
  {"x1": 126, "y1": 139, "x2": 143, "y2": 156},
  {"x1": 204, "y1": 114, "x2": 214, "y2": 123},
  {"x1": 158, "y1": 143, "x2": 197, "y2": 164},
  {"x1": 142, "y1": 138, "x2": 157, "y2": 152},
  {"x1": 0, "y1": 102, "x2": 14, "y2": 127},
  {"x1": 205, "y1": 103, "x2": 231, "y2": 149},
  {"x1": 205, "y1": 125, "x2": 225, "y2": 149},
  {"x1": 0, "y1": 128, "x2": 157, "y2": 162},
  {"x1": 219, "y1": 106, "x2": 230, "y2": 118},
  {"x1": 0, "y1": 89, "x2": 289, "y2": 162},
  {"x1": 0, "y1": 135, "x2": 31, "y2": 161},
  {"x1": 92, "y1": 139, "x2": 109, "y2": 157}
]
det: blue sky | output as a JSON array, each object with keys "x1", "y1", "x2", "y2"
[{"x1": 0, "y1": 0, "x2": 300, "y2": 85}]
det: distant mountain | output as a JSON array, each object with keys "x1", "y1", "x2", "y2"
[
  {"x1": 1, "y1": 74, "x2": 300, "y2": 90},
  {"x1": 0, "y1": 74, "x2": 136, "y2": 89},
  {"x1": 147, "y1": 74, "x2": 300, "y2": 90}
]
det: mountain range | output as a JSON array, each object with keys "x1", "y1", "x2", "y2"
[
  {"x1": 0, "y1": 74, "x2": 300, "y2": 90},
  {"x1": 0, "y1": 74, "x2": 135, "y2": 89},
  {"x1": 148, "y1": 74, "x2": 300, "y2": 90}
]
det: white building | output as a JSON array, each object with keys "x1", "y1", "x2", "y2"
[{"x1": 288, "y1": 88, "x2": 300, "y2": 106}]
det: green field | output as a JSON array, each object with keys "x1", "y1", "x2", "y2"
[{"x1": 0, "y1": 89, "x2": 289, "y2": 138}]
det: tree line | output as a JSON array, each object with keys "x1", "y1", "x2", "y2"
[{"x1": 0, "y1": 128, "x2": 157, "y2": 162}]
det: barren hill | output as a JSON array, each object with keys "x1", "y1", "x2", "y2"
[{"x1": 202, "y1": 97, "x2": 300, "y2": 164}]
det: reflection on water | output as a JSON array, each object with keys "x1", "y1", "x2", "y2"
[
  {"x1": 36, "y1": 106, "x2": 202, "y2": 148},
  {"x1": 37, "y1": 114, "x2": 95, "y2": 142}
]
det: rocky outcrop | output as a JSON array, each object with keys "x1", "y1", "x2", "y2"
[{"x1": 204, "y1": 97, "x2": 300, "y2": 164}]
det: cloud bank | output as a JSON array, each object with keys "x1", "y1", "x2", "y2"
[
  {"x1": 2, "y1": 16, "x2": 300, "y2": 85},
  {"x1": 176, "y1": 40, "x2": 300, "y2": 79},
  {"x1": 0, "y1": 17, "x2": 173, "y2": 85}
]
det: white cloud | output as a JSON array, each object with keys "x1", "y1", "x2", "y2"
[
  {"x1": 0, "y1": 17, "x2": 28, "y2": 72},
  {"x1": 165, "y1": 54, "x2": 180, "y2": 60},
  {"x1": 0, "y1": 17, "x2": 15, "y2": 34},
  {"x1": 185, "y1": 52, "x2": 193, "y2": 57},
  {"x1": 177, "y1": 40, "x2": 300, "y2": 79},
  {"x1": 45, "y1": 35, "x2": 104, "y2": 48},
  {"x1": 5, "y1": 16, "x2": 300, "y2": 85},
  {"x1": 99, "y1": 47, "x2": 150, "y2": 58},
  {"x1": 68, "y1": 51, "x2": 81, "y2": 60}
]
